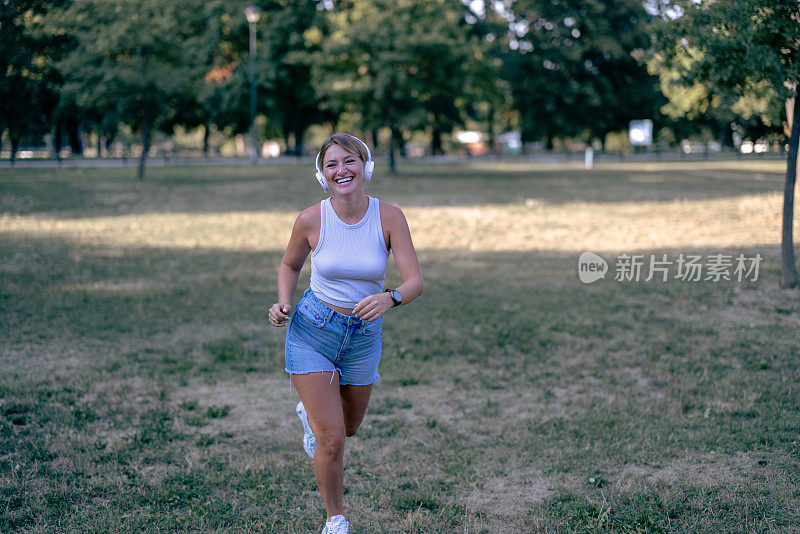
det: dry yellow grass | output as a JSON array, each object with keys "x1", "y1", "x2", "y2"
[{"x1": 1, "y1": 192, "x2": 793, "y2": 254}]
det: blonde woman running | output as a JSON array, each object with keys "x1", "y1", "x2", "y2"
[{"x1": 268, "y1": 133, "x2": 423, "y2": 533}]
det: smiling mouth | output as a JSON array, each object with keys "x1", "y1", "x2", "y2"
[{"x1": 334, "y1": 177, "x2": 353, "y2": 184}]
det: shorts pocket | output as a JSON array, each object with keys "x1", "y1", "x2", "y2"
[
  {"x1": 362, "y1": 316, "x2": 383, "y2": 336},
  {"x1": 295, "y1": 301, "x2": 330, "y2": 328}
]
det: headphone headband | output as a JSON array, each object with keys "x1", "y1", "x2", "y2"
[{"x1": 314, "y1": 134, "x2": 374, "y2": 192}]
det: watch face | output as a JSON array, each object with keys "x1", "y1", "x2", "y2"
[{"x1": 390, "y1": 290, "x2": 402, "y2": 304}]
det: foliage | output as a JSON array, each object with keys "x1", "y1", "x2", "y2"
[
  {"x1": 0, "y1": 0, "x2": 64, "y2": 160},
  {"x1": 9, "y1": 0, "x2": 799, "y2": 163},
  {"x1": 656, "y1": 1, "x2": 799, "y2": 100},
  {"x1": 648, "y1": 50, "x2": 785, "y2": 146},
  {"x1": 53, "y1": 0, "x2": 207, "y2": 177},
  {"x1": 259, "y1": 0, "x2": 330, "y2": 155},
  {"x1": 652, "y1": 1, "x2": 797, "y2": 146},
  {"x1": 500, "y1": 0, "x2": 663, "y2": 148},
  {"x1": 175, "y1": 1, "x2": 254, "y2": 154},
  {"x1": 310, "y1": 0, "x2": 500, "y2": 164}
]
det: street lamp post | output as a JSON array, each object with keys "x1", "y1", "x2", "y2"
[{"x1": 245, "y1": 5, "x2": 261, "y2": 164}]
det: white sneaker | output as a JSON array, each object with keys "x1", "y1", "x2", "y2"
[
  {"x1": 321, "y1": 515, "x2": 349, "y2": 534},
  {"x1": 295, "y1": 401, "x2": 316, "y2": 458}
]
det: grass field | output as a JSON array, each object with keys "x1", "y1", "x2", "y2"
[{"x1": 1, "y1": 159, "x2": 799, "y2": 532}]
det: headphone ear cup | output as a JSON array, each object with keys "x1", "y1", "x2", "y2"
[
  {"x1": 316, "y1": 171, "x2": 330, "y2": 192},
  {"x1": 364, "y1": 160, "x2": 374, "y2": 182}
]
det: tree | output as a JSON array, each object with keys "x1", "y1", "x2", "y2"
[
  {"x1": 0, "y1": 0, "x2": 63, "y2": 164},
  {"x1": 257, "y1": 0, "x2": 330, "y2": 156},
  {"x1": 400, "y1": 2, "x2": 501, "y2": 156},
  {"x1": 54, "y1": 0, "x2": 204, "y2": 179},
  {"x1": 311, "y1": 0, "x2": 497, "y2": 171},
  {"x1": 500, "y1": 0, "x2": 663, "y2": 150},
  {"x1": 656, "y1": 0, "x2": 800, "y2": 287},
  {"x1": 650, "y1": 50, "x2": 785, "y2": 148},
  {"x1": 196, "y1": 56, "x2": 251, "y2": 155},
  {"x1": 169, "y1": 1, "x2": 250, "y2": 157}
]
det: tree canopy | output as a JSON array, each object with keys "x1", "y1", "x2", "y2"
[
  {"x1": 307, "y1": 0, "x2": 501, "y2": 170},
  {"x1": 2, "y1": 0, "x2": 794, "y2": 178},
  {"x1": 54, "y1": 0, "x2": 206, "y2": 178},
  {"x1": 0, "y1": 0, "x2": 63, "y2": 162},
  {"x1": 502, "y1": 0, "x2": 663, "y2": 149}
]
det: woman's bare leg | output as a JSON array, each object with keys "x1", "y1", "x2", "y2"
[
  {"x1": 291, "y1": 374, "x2": 375, "y2": 519},
  {"x1": 292, "y1": 372, "x2": 346, "y2": 519},
  {"x1": 340, "y1": 384, "x2": 373, "y2": 437}
]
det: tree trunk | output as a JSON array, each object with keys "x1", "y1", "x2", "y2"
[
  {"x1": 283, "y1": 129, "x2": 291, "y2": 156},
  {"x1": 431, "y1": 128, "x2": 443, "y2": 156},
  {"x1": 137, "y1": 113, "x2": 150, "y2": 181},
  {"x1": 389, "y1": 128, "x2": 397, "y2": 175},
  {"x1": 9, "y1": 134, "x2": 20, "y2": 167},
  {"x1": 54, "y1": 120, "x2": 63, "y2": 163},
  {"x1": 782, "y1": 96, "x2": 800, "y2": 287},
  {"x1": 67, "y1": 120, "x2": 82, "y2": 155},
  {"x1": 371, "y1": 129, "x2": 379, "y2": 151},
  {"x1": 487, "y1": 102, "x2": 496, "y2": 153},
  {"x1": 293, "y1": 122, "x2": 305, "y2": 157},
  {"x1": 398, "y1": 131, "x2": 406, "y2": 157},
  {"x1": 719, "y1": 121, "x2": 733, "y2": 149},
  {"x1": 202, "y1": 124, "x2": 209, "y2": 158}
]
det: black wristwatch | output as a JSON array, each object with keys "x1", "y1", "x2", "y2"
[{"x1": 384, "y1": 288, "x2": 403, "y2": 307}]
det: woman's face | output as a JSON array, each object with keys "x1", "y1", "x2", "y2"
[{"x1": 321, "y1": 144, "x2": 365, "y2": 195}]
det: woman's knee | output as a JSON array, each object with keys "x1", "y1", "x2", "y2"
[{"x1": 315, "y1": 427, "x2": 345, "y2": 455}]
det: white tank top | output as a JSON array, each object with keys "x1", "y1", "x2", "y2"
[{"x1": 310, "y1": 196, "x2": 389, "y2": 308}]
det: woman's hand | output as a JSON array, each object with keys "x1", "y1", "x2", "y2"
[
  {"x1": 268, "y1": 303, "x2": 292, "y2": 327},
  {"x1": 353, "y1": 292, "x2": 394, "y2": 322}
]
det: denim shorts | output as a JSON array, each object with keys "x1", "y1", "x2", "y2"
[{"x1": 284, "y1": 289, "x2": 382, "y2": 386}]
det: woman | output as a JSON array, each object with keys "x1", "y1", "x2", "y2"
[{"x1": 267, "y1": 133, "x2": 423, "y2": 534}]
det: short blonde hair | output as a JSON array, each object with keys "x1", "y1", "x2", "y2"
[{"x1": 317, "y1": 133, "x2": 369, "y2": 166}]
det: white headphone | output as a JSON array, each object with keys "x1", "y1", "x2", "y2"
[{"x1": 314, "y1": 134, "x2": 375, "y2": 192}]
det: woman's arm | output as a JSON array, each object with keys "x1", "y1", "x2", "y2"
[
  {"x1": 383, "y1": 203, "x2": 423, "y2": 305},
  {"x1": 269, "y1": 209, "x2": 314, "y2": 327},
  {"x1": 353, "y1": 203, "x2": 423, "y2": 321}
]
